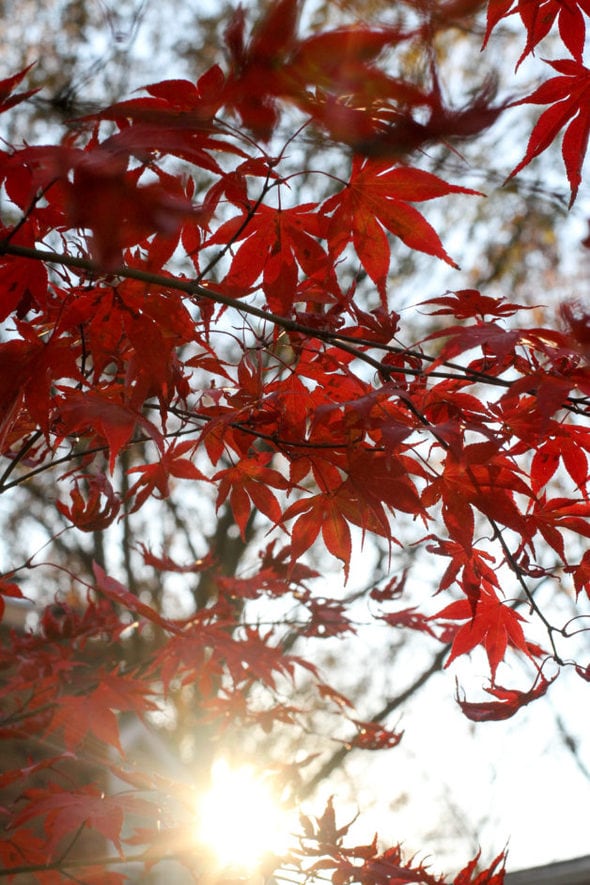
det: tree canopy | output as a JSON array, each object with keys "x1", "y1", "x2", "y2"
[{"x1": 1, "y1": 0, "x2": 590, "y2": 882}]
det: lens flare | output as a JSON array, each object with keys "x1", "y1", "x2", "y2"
[{"x1": 196, "y1": 757, "x2": 291, "y2": 873}]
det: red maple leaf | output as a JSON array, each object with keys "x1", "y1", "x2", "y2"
[
  {"x1": 0, "y1": 64, "x2": 39, "y2": 114},
  {"x1": 0, "y1": 328, "x2": 81, "y2": 438},
  {"x1": 207, "y1": 202, "x2": 335, "y2": 313},
  {"x1": 0, "y1": 575, "x2": 24, "y2": 622},
  {"x1": 484, "y1": 0, "x2": 590, "y2": 64},
  {"x1": 425, "y1": 319, "x2": 521, "y2": 364},
  {"x1": 92, "y1": 563, "x2": 180, "y2": 634},
  {"x1": 508, "y1": 58, "x2": 590, "y2": 205},
  {"x1": 64, "y1": 152, "x2": 195, "y2": 268},
  {"x1": 214, "y1": 456, "x2": 290, "y2": 538},
  {"x1": 283, "y1": 492, "x2": 353, "y2": 578},
  {"x1": 137, "y1": 543, "x2": 214, "y2": 573},
  {"x1": 86, "y1": 64, "x2": 225, "y2": 132},
  {"x1": 565, "y1": 548, "x2": 590, "y2": 598},
  {"x1": 57, "y1": 473, "x2": 120, "y2": 531},
  {"x1": 127, "y1": 439, "x2": 208, "y2": 512},
  {"x1": 348, "y1": 720, "x2": 404, "y2": 750},
  {"x1": 420, "y1": 289, "x2": 529, "y2": 320},
  {"x1": 288, "y1": 22, "x2": 412, "y2": 95},
  {"x1": 456, "y1": 672, "x2": 556, "y2": 721},
  {"x1": 57, "y1": 389, "x2": 164, "y2": 472},
  {"x1": 527, "y1": 495, "x2": 590, "y2": 560},
  {"x1": 48, "y1": 690, "x2": 124, "y2": 753},
  {"x1": 10, "y1": 784, "x2": 156, "y2": 856},
  {"x1": 0, "y1": 230, "x2": 49, "y2": 320},
  {"x1": 323, "y1": 158, "x2": 481, "y2": 302},
  {"x1": 222, "y1": 0, "x2": 300, "y2": 138},
  {"x1": 423, "y1": 441, "x2": 530, "y2": 551},
  {"x1": 435, "y1": 584, "x2": 533, "y2": 679},
  {"x1": 379, "y1": 606, "x2": 438, "y2": 638},
  {"x1": 454, "y1": 849, "x2": 506, "y2": 884}
]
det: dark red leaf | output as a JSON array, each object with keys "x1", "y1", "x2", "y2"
[
  {"x1": 456, "y1": 673, "x2": 556, "y2": 721},
  {"x1": 0, "y1": 64, "x2": 39, "y2": 113}
]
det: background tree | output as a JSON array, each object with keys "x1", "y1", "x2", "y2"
[{"x1": 1, "y1": 0, "x2": 590, "y2": 882}]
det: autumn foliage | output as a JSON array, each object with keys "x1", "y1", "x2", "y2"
[{"x1": 1, "y1": 0, "x2": 590, "y2": 880}]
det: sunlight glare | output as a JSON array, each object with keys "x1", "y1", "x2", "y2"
[{"x1": 196, "y1": 757, "x2": 291, "y2": 873}]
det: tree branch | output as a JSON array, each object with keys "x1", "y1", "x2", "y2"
[{"x1": 300, "y1": 644, "x2": 449, "y2": 799}]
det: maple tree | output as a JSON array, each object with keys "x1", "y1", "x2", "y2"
[{"x1": 1, "y1": 0, "x2": 590, "y2": 881}]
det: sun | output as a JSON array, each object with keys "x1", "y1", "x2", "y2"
[{"x1": 195, "y1": 757, "x2": 292, "y2": 874}]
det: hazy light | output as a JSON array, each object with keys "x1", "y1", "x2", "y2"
[{"x1": 196, "y1": 757, "x2": 291, "y2": 873}]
